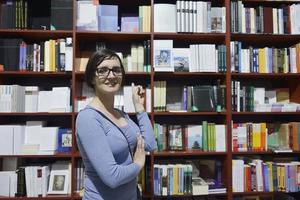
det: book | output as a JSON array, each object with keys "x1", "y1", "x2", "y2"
[
  {"x1": 121, "y1": 16, "x2": 139, "y2": 32},
  {"x1": 97, "y1": 4, "x2": 118, "y2": 32},
  {"x1": 192, "y1": 86, "x2": 216, "y2": 112}
]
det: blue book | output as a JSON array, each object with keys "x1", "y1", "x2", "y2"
[
  {"x1": 97, "y1": 5, "x2": 118, "y2": 32},
  {"x1": 121, "y1": 16, "x2": 139, "y2": 32},
  {"x1": 57, "y1": 128, "x2": 72, "y2": 153}
]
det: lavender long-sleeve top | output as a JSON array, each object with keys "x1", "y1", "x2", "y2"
[{"x1": 76, "y1": 105, "x2": 156, "y2": 200}]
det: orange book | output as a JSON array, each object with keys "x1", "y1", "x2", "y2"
[{"x1": 289, "y1": 122, "x2": 299, "y2": 151}]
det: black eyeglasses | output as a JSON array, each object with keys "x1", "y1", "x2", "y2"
[{"x1": 96, "y1": 66, "x2": 123, "y2": 77}]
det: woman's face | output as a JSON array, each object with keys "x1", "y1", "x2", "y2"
[{"x1": 93, "y1": 58, "x2": 123, "y2": 95}]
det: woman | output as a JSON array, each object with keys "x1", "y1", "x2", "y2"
[{"x1": 76, "y1": 49, "x2": 156, "y2": 200}]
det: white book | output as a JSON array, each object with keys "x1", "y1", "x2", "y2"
[
  {"x1": 272, "y1": 8, "x2": 278, "y2": 34},
  {"x1": 278, "y1": 8, "x2": 284, "y2": 34},
  {"x1": 137, "y1": 45, "x2": 144, "y2": 72},
  {"x1": 50, "y1": 87, "x2": 70, "y2": 112},
  {"x1": 193, "y1": 1, "x2": 197, "y2": 33},
  {"x1": 13, "y1": 125, "x2": 25, "y2": 155},
  {"x1": 176, "y1": 1, "x2": 181, "y2": 32},
  {"x1": 65, "y1": 38, "x2": 73, "y2": 71},
  {"x1": 254, "y1": 87, "x2": 265, "y2": 105},
  {"x1": 290, "y1": 47, "x2": 297, "y2": 73},
  {"x1": 215, "y1": 125, "x2": 226, "y2": 152},
  {"x1": 44, "y1": 41, "x2": 50, "y2": 72},
  {"x1": 202, "y1": 2, "x2": 207, "y2": 32},
  {"x1": 173, "y1": 48, "x2": 190, "y2": 72},
  {"x1": 153, "y1": 40, "x2": 174, "y2": 72},
  {"x1": 232, "y1": 159, "x2": 244, "y2": 192},
  {"x1": 42, "y1": 166, "x2": 50, "y2": 197},
  {"x1": 185, "y1": 1, "x2": 189, "y2": 32},
  {"x1": 180, "y1": 1, "x2": 185, "y2": 32},
  {"x1": 189, "y1": 1, "x2": 193, "y2": 32},
  {"x1": 25, "y1": 167, "x2": 32, "y2": 197},
  {"x1": 0, "y1": 126, "x2": 14, "y2": 155},
  {"x1": 237, "y1": 126, "x2": 247, "y2": 151},
  {"x1": 0, "y1": 172, "x2": 10, "y2": 196},
  {"x1": 123, "y1": 86, "x2": 135, "y2": 113},
  {"x1": 76, "y1": 1, "x2": 98, "y2": 31},
  {"x1": 25, "y1": 126, "x2": 59, "y2": 154},
  {"x1": 146, "y1": 88, "x2": 151, "y2": 113},
  {"x1": 196, "y1": 2, "x2": 202, "y2": 32},
  {"x1": 38, "y1": 91, "x2": 52, "y2": 112},
  {"x1": 154, "y1": 4, "x2": 176, "y2": 32},
  {"x1": 25, "y1": 86, "x2": 39, "y2": 112},
  {"x1": 241, "y1": 6, "x2": 246, "y2": 33}
]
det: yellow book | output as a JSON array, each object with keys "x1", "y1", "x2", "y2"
[
  {"x1": 258, "y1": 48, "x2": 266, "y2": 73},
  {"x1": 252, "y1": 123, "x2": 261, "y2": 151},
  {"x1": 260, "y1": 123, "x2": 266, "y2": 151},
  {"x1": 173, "y1": 166, "x2": 178, "y2": 195},
  {"x1": 266, "y1": 162, "x2": 273, "y2": 192}
]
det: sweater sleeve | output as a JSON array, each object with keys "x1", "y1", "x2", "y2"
[
  {"x1": 136, "y1": 112, "x2": 157, "y2": 151},
  {"x1": 76, "y1": 111, "x2": 141, "y2": 189}
]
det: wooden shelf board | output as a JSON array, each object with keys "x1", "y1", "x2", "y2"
[
  {"x1": 154, "y1": 151, "x2": 227, "y2": 157},
  {"x1": 0, "y1": 29, "x2": 73, "y2": 39},
  {"x1": 0, "y1": 195, "x2": 73, "y2": 199},
  {"x1": 153, "y1": 32, "x2": 225, "y2": 42},
  {"x1": 0, "y1": 112, "x2": 73, "y2": 116},
  {"x1": 231, "y1": 73, "x2": 300, "y2": 78},
  {"x1": 154, "y1": 112, "x2": 227, "y2": 116},
  {"x1": 232, "y1": 112, "x2": 300, "y2": 115},
  {"x1": 76, "y1": 31, "x2": 151, "y2": 42},
  {"x1": 154, "y1": 72, "x2": 226, "y2": 78},
  {"x1": 0, "y1": 153, "x2": 72, "y2": 158},
  {"x1": 231, "y1": 33, "x2": 300, "y2": 45},
  {"x1": 233, "y1": 151, "x2": 300, "y2": 155},
  {"x1": 0, "y1": 71, "x2": 72, "y2": 77}
]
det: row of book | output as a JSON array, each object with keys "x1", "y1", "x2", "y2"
[
  {"x1": 154, "y1": 122, "x2": 226, "y2": 152},
  {"x1": 154, "y1": 3, "x2": 226, "y2": 33},
  {"x1": 231, "y1": 81, "x2": 300, "y2": 112},
  {"x1": 232, "y1": 122, "x2": 300, "y2": 152},
  {"x1": 0, "y1": 161, "x2": 71, "y2": 197},
  {"x1": 154, "y1": 81, "x2": 226, "y2": 112},
  {"x1": 231, "y1": 2, "x2": 300, "y2": 34},
  {"x1": 154, "y1": 164, "x2": 193, "y2": 196},
  {"x1": 0, "y1": 123, "x2": 72, "y2": 156},
  {"x1": 76, "y1": 83, "x2": 152, "y2": 113},
  {"x1": 75, "y1": 160, "x2": 85, "y2": 196},
  {"x1": 0, "y1": 38, "x2": 73, "y2": 72},
  {"x1": 154, "y1": 40, "x2": 226, "y2": 72},
  {"x1": 233, "y1": 159, "x2": 300, "y2": 193},
  {"x1": 0, "y1": 85, "x2": 70, "y2": 113},
  {"x1": 231, "y1": 42, "x2": 300, "y2": 73},
  {"x1": 0, "y1": 0, "x2": 73, "y2": 30},
  {"x1": 76, "y1": 2, "x2": 151, "y2": 32},
  {"x1": 76, "y1": 41, "x2": 151, "y2": 73},
  {"x1": 154, "y1": 160, "x2": 225, "y2": 196}
]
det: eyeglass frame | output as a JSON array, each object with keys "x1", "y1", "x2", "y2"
[{"x1": 95, "y1": 66, "x2": 123, "y2": 78}]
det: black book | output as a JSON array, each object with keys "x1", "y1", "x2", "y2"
[
  {"x1": 50, "y1": 0, "x2": 73, "y2": 30},
  {"x1": 192, "y1": 85, "x2": 216, "y2": 112},
  {"x1": 40, "y1": 42, "x2": 44, "y2": 71},
  {"x1": 27, "y1": 0, "x2": 51, "y2": 30},
  {"x1": 16, "y1": 167, "x2": 27, "y2": 197}
]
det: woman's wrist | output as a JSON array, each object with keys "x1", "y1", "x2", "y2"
[{"x1": 134, "y1": 104, "x2": 145, "y2": 113}]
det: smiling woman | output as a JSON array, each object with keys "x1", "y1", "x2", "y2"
[{"x1": 75, "y1": 49, "x2": 156, "y2": 200}]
